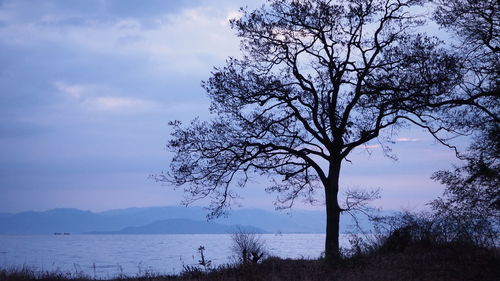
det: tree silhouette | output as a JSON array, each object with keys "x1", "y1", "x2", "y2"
[
  {"x1": 162, "y1": 0, "x2": 495, "y2": 261},
  {"x1": 430, "y1": 0, "x2": 499, "y2": 246},
  {"x1": 431, "y1": 125, "x2": 499, "y2": 246},
  {"x1": 433, "y1": 0, "x2": 499, "y2": 126}
]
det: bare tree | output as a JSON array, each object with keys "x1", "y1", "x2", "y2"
[
  {"x1": 161, "y1": 0, "x2": 493, "y2": 261},
  {"x1": 430, "y1": 0, "x2": 499, "y2": 247},
  {"x1": 434, "y1": 0, "x2": 499, "y2": 54},
  {"x1": 432, "y1": 0, "x2": 499, "y2": 127}
]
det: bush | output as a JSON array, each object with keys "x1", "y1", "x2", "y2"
[
  {"x1": 231, "y1": 227, "x2": 267, "y2": 264},
  {"x1": 369, "y1": 210, "x2": 499, "y2": 254}
]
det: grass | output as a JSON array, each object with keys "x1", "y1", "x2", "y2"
[{"x1": 1, "y1": 240, "x2": 498, "y2": 281}]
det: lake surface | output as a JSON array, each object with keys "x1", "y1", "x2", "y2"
[{"x1": 0, "y1": 234, "x2": 349, "y2": 278}]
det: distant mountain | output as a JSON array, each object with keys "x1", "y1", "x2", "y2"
[
  {"x1": 98, "y1": 206, "x2": 206, "y2": 226},
  {"x1": 0, "y1": 207, "x2": 207, "y2": 234},
  {"x1": 0, "y1": 206, "x2": 386, "y2": 234},
  {"x1": 213, "y1": 208, "x2": 326, "y2": 233},
  {"x1": 96, "y1": 206, "x2": 355, "y2": 233},
  {"x1": 0, "y1": 208, "x2": 109, "y2": 234},
  {"x1": 100, "y1": 206, "x2": 328, "y2": 233},
  {"x1": 91, "y1": 218, "x2": 268, "y2": 234}
]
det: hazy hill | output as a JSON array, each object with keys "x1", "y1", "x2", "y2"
[
  {"x1": 0, "y1": 206, "x2": 378, "y2": 234},
  {"x1": 92, "y1": 218, "x2": 267, "y2": 234},
  {"x1": 0, "y1": 208, "x2": 111, "y2": 234}
]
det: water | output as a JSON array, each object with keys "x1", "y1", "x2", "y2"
[{"x1": 0, "y1": 234, "x2": 344, "y2": 278}]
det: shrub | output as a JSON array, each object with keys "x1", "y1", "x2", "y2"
[
  {"x1": 369, "y1": 209, "x2": 499, "y2": 254},
  {"x1": 231, "y1": 227, "x2": 266, "y2": 264}
]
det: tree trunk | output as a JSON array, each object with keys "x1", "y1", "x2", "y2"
[{"x1": 324, "y1": 161, "x2": 342, "y2": 263}]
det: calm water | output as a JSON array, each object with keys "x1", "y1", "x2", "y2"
[{"x1": 0, "y1": 234, "x2": 347, "y2": 278}]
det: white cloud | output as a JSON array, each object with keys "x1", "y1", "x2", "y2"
[
  {"x1": 53, "y1": 81, "x2": 159, "y2": 112},
  {"x1": 222, "y1": 9, "x2": 243, "y2": 25},
  {"x1": 53, "y1": 81, "x2": 85, "y2": 98},
  {"x1": 0, "y1": 5, "x2": 242, "y2": 74},
  {"x1": 134, "y1": 7, "x2": 241, "y2": 73},
  {"x1": 396, "y1": 137, "x2": 420, "y2": 142},
  {"x1": 90, "y1": 96, "x2": 156, "y2": 111}
]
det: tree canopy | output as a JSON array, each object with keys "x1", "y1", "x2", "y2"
[
  {"x1": 429, "y1": 0, "x2": 499, "y2": 247},
  {"x1": 433, "y1": 0, "x2": 499, "y2": 128},
  {"x1": 162, "y1": 0, "x2": 498, "y2": 260}
]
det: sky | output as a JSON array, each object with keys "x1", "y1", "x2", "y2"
[{"x1": 0, "y1": 0, "x2": 465, "y2": 214}]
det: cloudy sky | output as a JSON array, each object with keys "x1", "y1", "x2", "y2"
[{"x1": 0, "y1": 0, "x2": 464, "y2": 213}]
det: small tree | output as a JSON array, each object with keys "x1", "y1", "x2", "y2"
[{"x1": 162, "y1": 0, "x2": 493, "y2": 261}]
